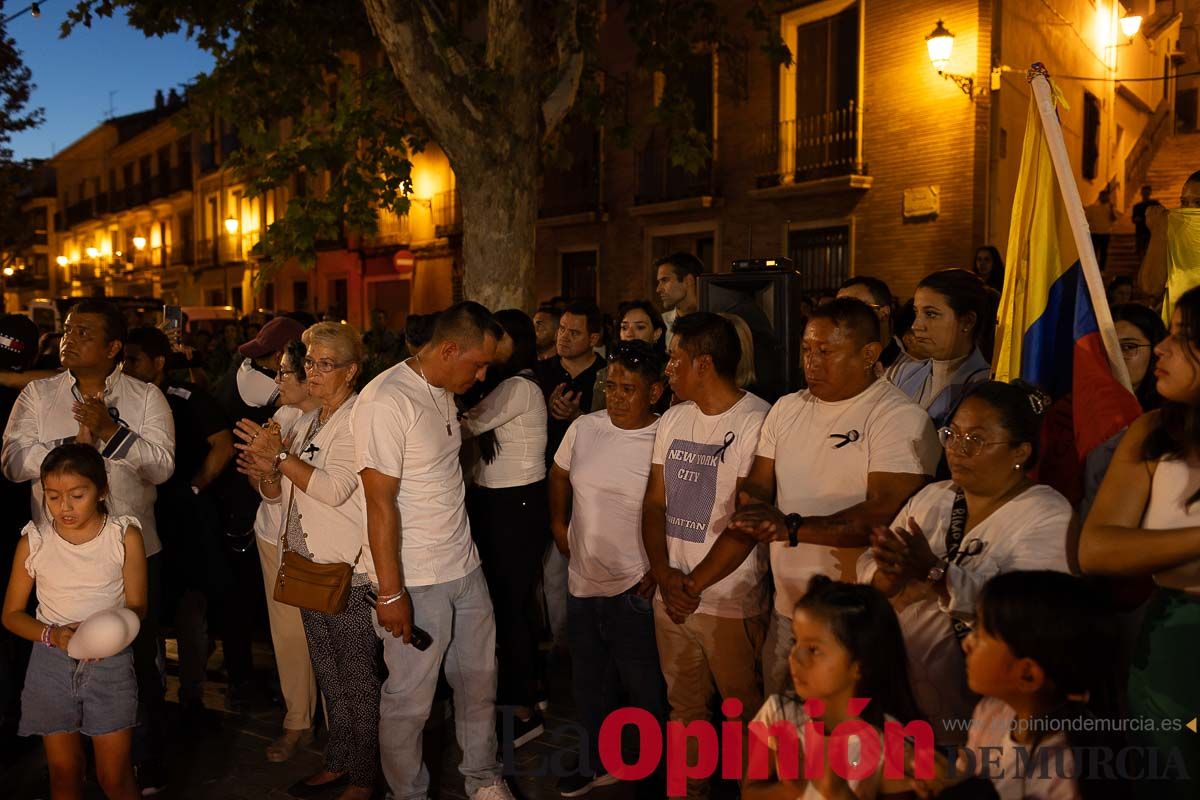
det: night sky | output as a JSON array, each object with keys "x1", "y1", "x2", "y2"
[{"x1": 6, "y1": 4, "x2": 214, "y2": 161}]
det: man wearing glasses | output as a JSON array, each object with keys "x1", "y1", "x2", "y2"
[{"x1": 684, "y1": 298, "x2": 940, "y2": 696}]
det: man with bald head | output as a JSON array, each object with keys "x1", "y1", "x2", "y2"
[{"x1": 683, "y1": 297, "x2": 941, "y2": 694}]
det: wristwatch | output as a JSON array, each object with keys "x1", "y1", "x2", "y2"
[
  {"x1": 784, "y1": 513, "x2": 804, "y2": 547},
  {"x1": 275, "y1": 451, "x2": 290, "y2": 465},
  {"x1": 926, "y1": 560, "x2": 949, "y2": 583}
]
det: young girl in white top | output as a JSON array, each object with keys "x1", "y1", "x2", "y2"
[
  {"x1": 743, "y1": 576, "x2": 925, "y2": 800},
  {"x1": 2, "y1": 443, "x2": 147, "y2": 800},
  {"x1": 915, "y1": 570, "x2": 1128, "y2": 800}
]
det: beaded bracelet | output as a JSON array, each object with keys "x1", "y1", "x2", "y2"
[{"x1": 41, "y1": 623, "x2": 56, "y2": 648}]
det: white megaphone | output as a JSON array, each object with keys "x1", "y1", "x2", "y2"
[{"x1": 67, "y1": 608, "x2": 141, "y2": 660}]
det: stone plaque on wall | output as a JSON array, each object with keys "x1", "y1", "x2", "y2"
[{"x1": 903, "y1": 186, "x2": 940, "y2": 218}]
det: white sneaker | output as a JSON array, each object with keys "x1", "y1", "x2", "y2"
[{"x1": 471, "y1": 779, "x2": 517, "y2": 800}]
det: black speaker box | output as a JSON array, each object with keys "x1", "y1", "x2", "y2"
[{"x1": 698, "y1": 269, "x2": 807, "y2": 402}]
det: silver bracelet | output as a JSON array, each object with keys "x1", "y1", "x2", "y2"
[{"x1": 377, "y1": 588, "x2": 407, "y2": 606}]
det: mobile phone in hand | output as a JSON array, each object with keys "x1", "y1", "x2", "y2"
[
  {"x1": 164, "y1": 304, "x2": 183, "y2": 333},
  {"x1": 365, "y1": 590, "x2": 433, "y2": 651}
]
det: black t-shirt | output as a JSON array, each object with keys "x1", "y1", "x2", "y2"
[
  {"x1": 1132, "y1": 199, "x2": 1162, "y2": 235},
  {"x1": 535, "y1": 353, "x2": 606, "y2": 465},
  {"x1": 162, "y1": 381, "x2": 230, "y2": 490},
  {"x1": 211, "y1": 359, "x2": 277, "y2": 535}
]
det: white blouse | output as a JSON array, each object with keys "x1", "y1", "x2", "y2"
[{"x1": 463, "y1": 375, "x2": 547, "y2": 489}]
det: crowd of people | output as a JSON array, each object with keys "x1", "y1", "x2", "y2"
[{"x1": 0, "y1": 235, "x2": 1196, "y2": 800}]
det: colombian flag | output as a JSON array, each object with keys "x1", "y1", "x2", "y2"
[{"x1": 993, "y1": 68, "x2": 1141, "y2": 501}]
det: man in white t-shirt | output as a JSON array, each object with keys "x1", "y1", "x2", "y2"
[
  {"x1": 642, "y1": 312, "x2": 770, "y2": 800},
  {"x1": 688, "y1": 298, "x2": 939, "y2": 695},
  {"x1": 549, "y1": 340, "x2": 669, "y2": 797},
  {"x1": 352, "y1": 302, "x2": 515, "y2": 800}
]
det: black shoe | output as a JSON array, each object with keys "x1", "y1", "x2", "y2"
[
  {"x1": 558, "y1": 771, "x2": 618, "y2": 797},
  {"x1": 286, "y1": 773, "x2": 349, "y2": 799},
  {"x1": 136, "y1": 762, "x2": 168, "y2": 797}
]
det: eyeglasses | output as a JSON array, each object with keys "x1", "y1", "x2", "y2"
[
  {"x1": 277, "y1": 368, "x2": 300, "y2": 380},
  {"x1": 1119, "y1": 341, "x2": 1152, "y2": 358},
  {"x1": 937, "y1": 426, "x2": 1016, "y2": 457},
  {"x1": 303, "y1": 357, "x2": 351, "y2": 374}
]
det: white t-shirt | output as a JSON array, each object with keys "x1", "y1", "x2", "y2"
[
  {"x1": 23, "y1": 514, "x2": 137, "y2": 626},
  {"x1": 463, "y1": 375, "x2": 547, "y2": 489},
  {"x1": 760, "y1": 380, "x2": 940, "y2": 617},
  {"x1": 351, "y1": 360, "x2": 480, "y2": 588},
  {"x1": 856, "y1": 481, "x2": 1072, "y2": 744},
  {"x1": 961, "y1": 698, "x2": 1080, "y2": 800},
  {"x1": 554, "y1": 410, "x2": 658, "y2": 598},
  {"x1": 749, "y1": 694, "x2": 891, "y2": 799},
  {"x1": 652, "y1": 392, "x2": 771, "y2": 618}
]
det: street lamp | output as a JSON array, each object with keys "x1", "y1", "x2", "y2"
[
  {"x1": 926, "y1": 20, "x2": 975, "y2": 99},
  {"x1": 86, "y1": 246, "x2": 99, "y2": 259},
  {"x1": 1120, "y1": 15, "x2": 1143, "y2": 40},
  {"x1": 55, "y1": 255, "x2": 68, "y2": 267},
  {"x1": 224, "y1": 216, "x2": 240, "y2": 235},
  {"x1": 133, "y1": 235, "x2": 147, "y2": 251}
]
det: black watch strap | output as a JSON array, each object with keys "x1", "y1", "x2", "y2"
[{"x1": 785, "y1": 513, "x2": 803, "y2": 547}]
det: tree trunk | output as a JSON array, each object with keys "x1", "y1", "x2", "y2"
[{"x1": 458, "y1": 160, "x2": 538, "y2": 311}]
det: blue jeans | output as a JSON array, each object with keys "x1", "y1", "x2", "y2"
[
  {"x1": 567, "y1": 588, "x2": 667, "y2": 779},
  {"x1": 374, "y1": 567, "x2": 501, "y2": 800}
]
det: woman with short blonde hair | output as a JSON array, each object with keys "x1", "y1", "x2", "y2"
[{"x1": 236, "y1": 321, "x2": 380, "y2": 800}]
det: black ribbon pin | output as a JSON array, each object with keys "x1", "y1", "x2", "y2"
[
  {"x1": 302, "y1": 442, "x2": 320, "y2": 459},
  {"x1": 828, "y1": 429, "x2": 860, "y2": 449},
  {"x1": 713, "y1": 431, "x2": 736, "y2": 463}
]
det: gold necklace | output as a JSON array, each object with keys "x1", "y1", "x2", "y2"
[{"x1": 414, "y1": 354, "x2": 453, "y2": 436}]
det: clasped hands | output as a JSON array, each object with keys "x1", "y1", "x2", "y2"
[
  {"x1": 233, "y1": 419, "x2": 289, "y2": 481},
  {"x1": 548, "y1": 383, "x2": 583, "y2": 421},
  {"x1": 868, "y1": 517, "x2": 939, "y2": 587},
  {"x1": 73, "y1": 393, "x2": 118, "y2": 446}
]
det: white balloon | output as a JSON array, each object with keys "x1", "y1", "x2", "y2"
[{"x1": 66, "y1": 608, "x2": 140, "y2": 660}]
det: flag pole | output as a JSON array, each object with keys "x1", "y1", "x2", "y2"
[{"x1": 1027, "y1": 66, "x2": 1133, "y2": 391}]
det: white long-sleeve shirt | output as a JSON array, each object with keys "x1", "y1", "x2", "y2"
[
  {"x1": 2, "y1": 368, "x2": 175, "y2": 556},
  {"x1": 263, "y1": 398, "x2": 373, "y2": 577}
]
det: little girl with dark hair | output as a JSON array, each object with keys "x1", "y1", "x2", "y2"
[
  {"x1": 743, "y1": 576, "x2": 925, "y2": 799},
  {"x1": 2, "y1": 443, "x2": 147, "y2": 799}
]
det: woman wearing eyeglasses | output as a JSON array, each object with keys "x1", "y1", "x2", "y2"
[
  {"x1": 1080, "y1": 287, "x2": 1200, "y2": 793},
  {"x1": 857, "y1": 380, "x2": 1073, "y2": 745},
  {"x1": 247, "y1": 339, "x2": 322, "y2": 764},
  {"x1": 1081, "y1": 304, "x2": 1167, "y2": 519},
  {"x1": 235, "y1": 322, "x2": 380, "y2": 800}
]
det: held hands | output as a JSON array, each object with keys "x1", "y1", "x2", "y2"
[
  {"x1": 549, "y1": 383, "x2": 583, "y2": 422},
  {"x1": 727, "y1": 491, "x2": 787, "y2": 543},
  {"x1": 72, "y1": 394, "x2": 118, "y2": 443},
  {"x1": 659, "y1": 568, "x2": 700, "y2": 623},
  {"x1": 635, "y1": 571, "x2": 657, "y2": 600}
]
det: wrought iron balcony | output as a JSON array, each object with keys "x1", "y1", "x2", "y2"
[{"x1": 754, "y1": 102, "x2": 862, "y2": 188}]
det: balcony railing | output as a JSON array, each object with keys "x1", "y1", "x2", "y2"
[
  {"x1": 64, "y1": 199, "x2": 97, "y2": 228},
  {"x1": 171, "y1": 244, "x2": 192, "y2": 266},
  {"x1": 434, "y1": 190, "x2": 461, "y2": 237},
  {"x1": 635, "y1": 137, "x2": 716, "y2": 205},
  {"x1": 195, "y1": 238, "x2": 216, "y2": 267},
  {"x1": 755, "y1": 102, "x2": 862, "y2": 188},
  {"x1": 372, "y1": 208, "x2": 411, "y2": 244}
]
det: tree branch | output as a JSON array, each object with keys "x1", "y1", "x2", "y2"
[
  {"x1": 361, "y1": 0, "x2": 488, "y2": 166},
  {"x1": 542, "y1": 0, "x2": 584, "y2": 140}
]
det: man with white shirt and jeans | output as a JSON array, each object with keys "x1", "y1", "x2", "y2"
[
  {"x1": 687, "y1": 298, "x2": 940, "y2": 696},
  {"x1": 353, "y1": 301, "x2": 515, "y2": 800},
  {"x1": 2, "y1": 298, "x2": 176, "y2": 792},
  {"x1": 642, "y1": 312, "x2": 771, "y2": 800},
  {"x1": 550, "y1": 340, "x2": 669, "y2": 798}
]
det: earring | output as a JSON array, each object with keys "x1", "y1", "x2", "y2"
[{"x1": 1013, "y1": 464, "x2": 1021, "y2": 471}]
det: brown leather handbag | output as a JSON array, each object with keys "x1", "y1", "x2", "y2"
[{"x1": 272, "y1": 456, "x2": 359, "y2": 615}]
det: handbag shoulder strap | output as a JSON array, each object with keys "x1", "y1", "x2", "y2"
[{"x1": 278, "y1": 485, "x2": 297, "y2": 553}]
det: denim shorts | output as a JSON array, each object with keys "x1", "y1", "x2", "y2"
[{"x1": 18, "y1": 643, "x2": 138, "y2": 737}]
